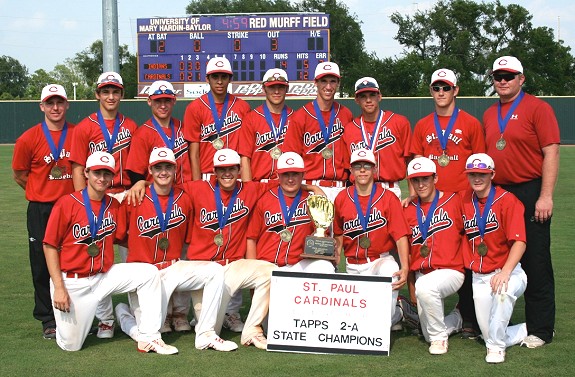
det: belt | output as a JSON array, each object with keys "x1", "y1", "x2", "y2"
[
  {"x1": 346, "y1": 257, "x2": 372, "y2": 265},
  {"x1": 375, "y1": 181, "x2": 396, "y2": 189},
  {"x1": 302, "y1": 179, "x2": 346, "y2": 188},
  {"x1": 64, "y1": 272, "x2": 97, "y2": 279},
  {"x1": 154, "y1": 259, "x2": 179, "y2": 270}
]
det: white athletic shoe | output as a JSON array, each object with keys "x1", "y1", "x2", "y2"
[
  {"x1": 485, "y1": 349, "x2": 506, "y2": 363},
  {"x1": 138, "y1": 338, "x2": 178, "y2": 355},
  {"x1": 429, "y1": 340, "x2": 448, "y2": 355},
  {"x1": 223, "y1": 313, "x2": 245, "y2": 332},
  {"x1": 520, "y1": 335, "x2": 546, "y2": 348},
  {"x1": 244, "y1": 333, "x2": 267, "y2": 350},
  {"x1": 97, "y1": 319, "x2": 115, "y2": 339},
  {"x1": 196, "y1": 333, "x2": 238, "y2": 352}
]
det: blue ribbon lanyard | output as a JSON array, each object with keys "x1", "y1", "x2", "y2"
[
  {"x1": 277, "y1": 187, "x2": 303, "y2": 227},
  {"x1": 360, "y1": 110, "x2": 383, "y2": 151},
  {"x1": 416, "y1": 190, "x2": 440, "y2": 244},
  {"x1": 96, "y1": 110, "x2": 121, "y2": 153},
  {"x1": 472, "y1": 186, "x2": 496, "y2": 241},
  {"x1": 263, "y1": 105, "x2": 288, "y2": 144},
  {"x1": 497, "y1": 90, "x2": 525, "y2": 135},
  {"x1": 214, "y1": 183, "x2": 239, "y2": 231},
  {"x1": 353, "y1": 185, "x2": 377, "y2": 232},
  {"x1": 41, "y1": 121, "x2": 68, "y2": 162},
  {"x1": 207, "y1": 92, "x2": 230, "y2": 137},
  {"x1": 151, "y1": 117, "x2": 176, "y2": 150},
  {"x1": 150, "y1": 185, "x2": 175, "y2": 233},
  {"x1": 433, "y1": 107, "x2": 459, "y2": 153},
  {"x1": 81, "y1": 188, "x2": 107, "y2": 243},
  {"x1": 312, "y1": 100, "x2": 336, "y2": 148}
]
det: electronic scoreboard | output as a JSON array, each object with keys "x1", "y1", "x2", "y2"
[{"x1": 136, "y1": 13, "x2": 330, "y2": 98}]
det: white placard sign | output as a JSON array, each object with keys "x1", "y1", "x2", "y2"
[{"x1": 267, "y1": 271, "x2": 392, "y2": 355}]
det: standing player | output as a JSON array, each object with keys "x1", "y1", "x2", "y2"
[
  {"x1": 483, "y1": 56, "x2": 560, "y2": 348},
  {"x1": 13, "y1": 84, "x2": 75, "y2": 339},
  {"x1": 403, "y1": 157, "x2": 466, "y2": 355},
  {"x1": 333, "y1": 149, "x2": 411, "y2": 328},
  {"x1": 183, "y1": 56, "x2": 251, "y2": 181},
  {"x1": 342, "y1": 78, "x2": 411, "y2": 198},
  {"x1": 246, "y1": 152, "x2": 334, "y2": 273},
  {"x1": 43, "y1": 151, "x2": 177, "y2": 354},
  {"x1": 282, "y1": 61, "x2": 353, "y2": 202},
  {"x1": 461, "y1": 153, "x2": 527, "y2": 363},
  {"x1": 115, "y1": 148, "x2": 236, "y2": 351},
  {"x1": 239, "y1": 68, "x2": 294, "y2": 181}
]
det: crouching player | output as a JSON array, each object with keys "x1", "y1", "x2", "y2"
[{"x1": 461, "y1": 153, "x2": 527, "y2": 363}]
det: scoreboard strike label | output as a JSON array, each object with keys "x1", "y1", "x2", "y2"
[
  {"x1": 267, "y1": 271, "x2": 392, "y2": 356},
  {"x1": 137, "y1": 14, "x2": 330, "y2": 98}
]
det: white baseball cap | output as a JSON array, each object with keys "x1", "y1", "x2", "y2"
[
  {"x1": 407, "y1": 157, "x2": 436, "y2": 179},
  {"x1": 41, "y1": 84, "x2": 67, "y2": 102},
  {"x1": 86, "y1": 151, "x2": 115, "y2": 173},
  {"x1": 430, "y1": 69, "x2": 457, "y2": 86},
  {"x1": 276, "y1": 152, "x2": 305, "y2": 173},
  {"x1": 213, "y1": 148, "x2": 241, "y2": 167},
  {"x1": 350, "y1": 149, "x2": 376, "y2": 165},
  {"x1": 148, "y1": 80, "x2": 176, "y2": 99},
  {"x1": 465, "y1": 153, "x2": 495, "y2": 174},
  {"x1": 206, "y1": 56, "x2": 233, "y2": 76},
  {"x1": 314, "y1": 62, "x2": 341, "y2": 80},
  {"x1": 492, "y1": 56, "x2": 523, "y2": 74},
  {"x1": 149, "y1": 147, "x2": 176, "y2": 166},
  {"x1": 354, "y1": 77, "x2": 380, "y2": 95},
  {"x1": 97, "y1": 71, "x2": 124, "y2": 89},
  {"x1": 262, "y1": 68, "x2": 289, "y2": 86}
]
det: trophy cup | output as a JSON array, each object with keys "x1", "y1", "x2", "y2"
[{"x1": 301, "y1": 195, "x2": 338, "y2": 261}]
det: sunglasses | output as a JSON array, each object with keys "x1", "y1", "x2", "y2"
[
  {"x1": 351, "y1": 163, "x2": 374, "y2": 171},
  {"x1": 431, "y1": 85, "x2": 454, "y2": 92},
  {"x1": 99, "y1": 78, "x2": 122, "y2": 85},
  {"x1": 152, "y1": 88, "x2": 175, "y2": 95},
  {"x1": 492, "y1": 73, "x2": 518, "y2": 82},
  {"x1": 264, "y1": 76, "x2": 288, "y2": 83},
  {"x1": 466, "y1": 162, "x2": 492, "y2": 169}
]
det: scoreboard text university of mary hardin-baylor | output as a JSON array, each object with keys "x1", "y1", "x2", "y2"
[{"x1": 137, "y1": 13, "x2": 331, "y2": 98}]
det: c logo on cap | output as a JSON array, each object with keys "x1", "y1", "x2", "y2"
[
  {"x1": 412, "y1": 163, "x2": 422, "y2": 170},
  {"x1": 286, "y1": 158, "x2": 295, "y2": 165},
  {"x1": 158, "y1": 150, "x2": 168, "y2": 158},
  {"x1": 100, "y1": 155, "x2": 110, "y2": 163},
  {"x1": 323, "y1": 64, "x2": 332, "y2": 71},
  {"x1": 106, "y1": 74, "x2": 116, "y2": 80},
  {"x1": 358, "y1": 150, "x2": 367, "y2": 157},
  {"x1": 49, "y1": 86, "x2": 58, "y2": 92},
  {"x1": 497, "y1": 59, "x2": 508, "y2": 66},
  {"x1": 215, "y1": 60, "x2": 224, "y2": 67},
  {"x1": 218, "y1": 155, "x2": 227, "y2": 162},
  {"x1": 159, "y1": 85, "x2": 168, "y2": 91},
  {"x1": 438, "y1": 70, "x2": 447, "y2": 77}
]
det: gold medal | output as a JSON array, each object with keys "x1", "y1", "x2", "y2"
[
  {"x1": 212, "y1": 137, "x2": 224, "y2": 150},
  {"x1": 279, "y1": 229, "x2": 293, "y2": 242},
  {"x1": 51, "y1": 166, "x2": 62, "y2": 178},
  {"x1": 270, "y1": 146, "x2": 282, "y2": 160},
  {"x1": 420, "y1": 244, "x2": 430, "y2": 257},
  {"x1": 214, "y1": 233, "x2": 224, "y2": 246},
  {"x1": 158, "y1": 237, "x2": 170, "y2": 250},
  {"x1": 359, "y1": 236, "x2": 371, "y2": 249},
  {"x1": 477, "y1": 241, "x2": 488, "y2": 256},
  {"x1": 321, "y1": 148, "x2": 333, "y2": 159},
  {"x1": 496, "y1": 137, "x2": 506, "y2": 151},
  {"x1": 437, "y1": 153, "x2": 450, "y2": 167},
  {"x1": 87, "y1": 243, "x2": 99, "y2": 257}
]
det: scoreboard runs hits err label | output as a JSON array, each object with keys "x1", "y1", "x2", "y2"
[{"x1": 267, "y1": 271, "x2": 392, "y2": 356}]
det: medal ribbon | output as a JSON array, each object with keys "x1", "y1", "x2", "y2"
[
  {"x1": 263, "y1": 105, "x2": 288, "y2": 144},
  {"x1": 472, "y1": 185, "x2": 496, "y2": 240},
  {"x1": 359, "y1": 110, "x2": 383, "y2": 151},
  {"x1": 416, "y1": 190, "x2": 440, "y2": 243},
  {"x1": 312, "y1": 100, "x2": 336, "y2": 148},
  {"x1": 207, "y1": 92, "x2": 230, "y2": 137},
  {"x1": 353, "y1": 185, "x2": 377, "y2": 232},
  {"x1": 41, "y1": 121, "x2": 68, "y2": 163},
  {"x1": 277, "y1": 187, "x2": 303, "y2": 227},
  {"x1": 150, "y1": 185, "x2": 175, "y2": 233},
  {"x1": 433, "y1": 107, "x2": 459, "y2": 152},
  {"x1": 497, "y1": 90, "x2": 525, "y2": 135},
  {"x1": 81, "y1": 188, "x2": 107, "y2": 243},
  {"x1": 151, "y1": 117, "x2": 176, "y2": 150},
  {"x1": 96, "y1": 110, "x2": 121, "y2": 153},
  {"x1": 214, "y1": 183, "x2": 239, "y2": 230}
]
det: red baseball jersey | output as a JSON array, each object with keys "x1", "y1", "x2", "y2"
[
  {"x1": 246, "y1": 189, "x2": 313, "y2": 267},
  {"x1": 282, "y1": 101, "x2": 353, "y2": 181},
  {"x1": 13, "y1": 122, "x2": 76, "y2": 202},
  {"x1": 237, "y1": 104, "x2": 294, "y2": 181},
  {"x1": 182, "y1": 93, "x2": 251, "y2": 174},
  {"x1": 411, "y1": 109, "x2": 485, "y2": 192},
  {"x1": 460, "y1": 187, "x2": 526, "y2": 273},
  {"x1": 70, "y1": 113, "x2": 138, "y2": 189},
  {"x1": 342, "y1": 111, "x2": 412, "y2": 182},
  {"x1": 116, "y1": 186, "x2": 192, "y2": 263},
  {"x1": 403, "y1": 192, "x2": 466, "y2": 274},
  {"x1": 126, "y1": 117, "x2": 191, "y2": 186},
  {"x1": 43, "y1": 192, "x2": 119, "y2": 275},
  {"x1": 333, "y1": 185, "x2": 411, "y2": 263},
  {"x1": 483, "y1": 92, "x2": 560, "y2": 185},
  {"x1": 183, "y1": 179, "x2": 273, "y2": 262}
]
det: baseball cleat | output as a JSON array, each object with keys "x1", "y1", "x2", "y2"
[
  {"x1": 160, "y1": 316, "x2": 172, "y2": 333},
  {"x1": 43, "y1": 327, "x2": 56, "y2": 340},
  {"x1": 397, "y1": 295, "x2": 419, "y2": 329},
  {"x1": 244, "y1": 333, "x2": 267, "y2": 350},
  {"x1": 196, "y1": 334, "x2": 238, "y2": 352},
  {"x1": 520, "y1": 335, "x2": 546, "y2": 348},
  {"x1": 97, "y1": 319, "x2": 115, "y2": 339},
  {"x1": 429, "y1": 340, "x2": 448, "y2": 355},
  {"x1": 137, "y1": 338, "x2": 178, "y2": 355},
  {"x1": 485, "y1": 349, "x2": 505, "y2": 363},
  {"x1": 172, "y1": 315, "x2": 192, "y2": 332},
  {"x1": 223, "y1": 313, "x2": 244, "y2": 333}
]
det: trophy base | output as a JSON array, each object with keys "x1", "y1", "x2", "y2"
[{"x1": 301, "y1": 236, "x2": 338, "y2": 261}]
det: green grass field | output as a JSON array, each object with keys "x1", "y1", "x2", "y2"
[{"x1": 1, "y1": 145, "x2": 573, "y2": 377}]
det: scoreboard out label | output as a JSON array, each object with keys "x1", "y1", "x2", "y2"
[{"x1": 137, "y1": 14, "x2": 330, "y2": 98}]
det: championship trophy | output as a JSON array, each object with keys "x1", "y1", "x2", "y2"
[{"x1": 301, "y1": 195, "x2": 338, "y2": 261}]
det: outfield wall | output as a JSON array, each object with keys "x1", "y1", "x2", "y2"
[{"x1": 2, "y1": 96, "x2": 573, "y2": 144}]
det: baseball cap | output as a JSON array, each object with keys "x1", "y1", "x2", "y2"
[
  {"x1": 492, "y1": 56, "x2": 523, "y2": 74},
  {"x1": 314, "y1": 62, "x2": 341, "y2": 80},
  {"x1": 354, "y1": 77, "x2": 380, "y2": 95},
  {"x1": 86, "y1": 151, "x2": 115, "y2": 173},
  {"x1": 407, "y1": 157, "x2": 436, "y2": 179},
  {"x1": 41, "y1": 84, "x2": 67, "y2": 102},
  {"x1": 465, "y1": 153, "x2": 495, "y2": 174},
  {"x1": 148, "y1": 80, "x2": 176, "y2": 99},
  {"x1": 262, "y1": 68, "x2": 289, "y2": 86},
  {"x1": 350, "y1": 149, "x2": 376, "y2": 165},
  {"x1": 97, "y1": 71, "x2": 124, "y2": 89},
  {"x1": 430, "y1": 69, "x2": 457, "y2": 86},
  {"x1": 213, "y1": 148, "x2": 241, "y2": 167},
  {"x1": 276, "y1": 152, "x2": 305, "y2": 173},
  {"x1": 206, "y1": 56, "x2": 233, "y2": 76},
  {"x1": 149, "y1": 147, "x2": 176, "y2": 166}
]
